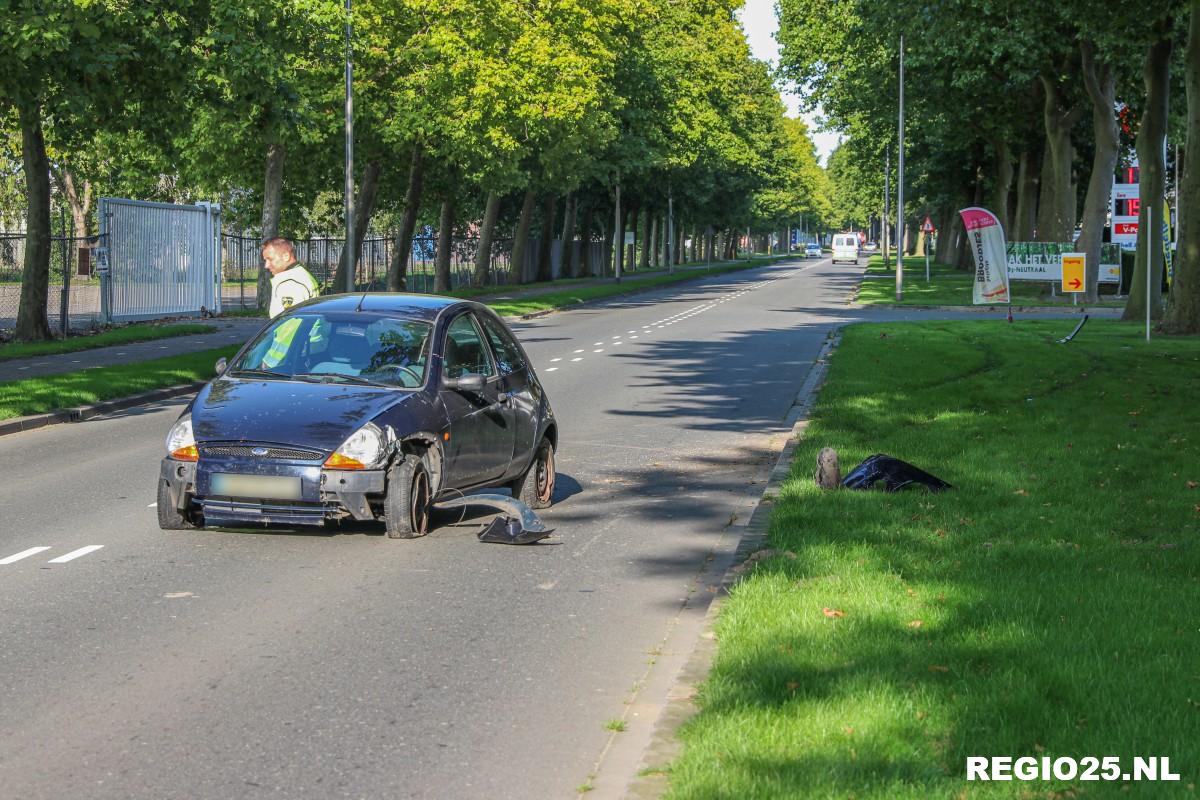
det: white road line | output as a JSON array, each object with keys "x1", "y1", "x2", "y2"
[
  {"x1": 593, "y1": 341, "x2": 603, "y2": 346},
  {"x1": 571, "y1": 357, "x2": 583, "y2": 362},
  {"x1": 546, "y1": 367, "x2": 558, "y2": 372},
  {"x1": 47, "y1": 545, "x2": 104, "y2": 564},
  {"x1": 0, "y1": 547, "x2": 52, "y2": 565},
  {"x1": 593, "y1": 349, "x2": 604, "y2": 353},
  {"x1": 630, "y1": 335, "x2": 639, "y2": 339},
  {"x1": 574, "y1": 349, "x2": 584, "y2": 353},
  {"x1": 147, "y1": 502, "x2": 158, "y2": 508},
  {"x1": 550, "y1": 358, "x2": 562, "y2": 363}
]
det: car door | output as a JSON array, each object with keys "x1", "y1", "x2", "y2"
[
  {"x1": 477, "y1": 313, "x2": 529, "y2": 473},
  {"x1": 439, "y1": 312, "x2": 512, "y2": 486}
]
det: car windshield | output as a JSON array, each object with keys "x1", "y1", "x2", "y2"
[{"x1": 231, "y1": 313, "x2": 432, "y2": 389}]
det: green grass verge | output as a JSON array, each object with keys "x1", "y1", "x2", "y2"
[
  {"x1": 857, "y1": 255, "x2": 1129, "y2": 308},
  {"x1": 667, "y1": 319, "x2": 1200, "y2": 799},
  {"x1": 0, "y1": 345, "x2": 237, "y2": 420},
  {"x1": 0, "y1": 323, "x2": 216, "y2": 362}
]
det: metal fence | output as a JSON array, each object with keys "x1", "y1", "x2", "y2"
[{"x1": 0, "y1": 233, "x2": 106, "y2": 333}]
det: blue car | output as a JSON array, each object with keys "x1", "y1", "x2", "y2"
[{"x1": 158, "y1": 294, "x2": 558, "y2": 538}]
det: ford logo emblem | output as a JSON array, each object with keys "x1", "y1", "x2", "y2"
[{"x1": 251, "y1": 447, "x2": 269, "y2": 457}]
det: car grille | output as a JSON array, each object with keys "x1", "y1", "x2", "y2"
[{"x1": 200, "y1": 445, "x2": 325, "y2": 461}]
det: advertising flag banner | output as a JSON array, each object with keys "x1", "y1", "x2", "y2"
[
  {"x1": 959, "y1": 207, "x2": 1010, "y2": 304},
  {"x1": 1163, "y1": 199, "x2": 1174, "y2": 285}
]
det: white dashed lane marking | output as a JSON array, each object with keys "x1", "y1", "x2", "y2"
[
  {"x1": 47, "y1": 545, "x2": 105, "y2": 564},
  {"x1": 1, "y1": 545, "x2": 105, "y2": 565},
  {"x1": 537, "y1": 266, "x2": 803, "y2": 374},
  {"x1": 0, "y1": 547, "x2": 52, "y2": 565}
]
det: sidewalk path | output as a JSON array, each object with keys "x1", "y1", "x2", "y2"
[{"x1": 0, "y1": 318, "x2": 266, "y2": 382}]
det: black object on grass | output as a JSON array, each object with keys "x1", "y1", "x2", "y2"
[{"x1": 842, "y1": 454, "x2": 952, "y2": 493}]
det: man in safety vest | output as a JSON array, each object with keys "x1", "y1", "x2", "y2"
[
  {"x1": 262, "y1": 237, "x2": 319, "y2": 318},
  {"x1": 260, "y1": 237, "x2": 322, "y2": 368}
]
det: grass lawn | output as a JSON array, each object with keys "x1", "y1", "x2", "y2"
[
  {"x1": 0, "y1": 323, "x2": 216, "y2": 362},
  {"x1": 0, "y1": 346, "x2": 237, "y2": 420},
  {"x1": 666, "y1": 319, "x2": 1200, "y2": 798},
  {"x1": 857, "y1": 255, "x2": 1129, "y2": 308}
]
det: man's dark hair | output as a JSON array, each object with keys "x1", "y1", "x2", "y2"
[{"x1": 261, "y1": 236, "x2": 295, "y2": 257}]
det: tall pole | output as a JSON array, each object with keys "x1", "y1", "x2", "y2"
[
  {"x1": 1146, "y1": 203, "x2": 1153, "y2": 341},
  {"x1": 884, "y1": 144, "x2": 890, "y2": 266},
  {"x1": 343, "y1": 0, "x2": 355, "y2": 293},
  {"x1": 895, "y1": 34, "x2": 905, "y2": 300},
  {"x1": 667, "y1": 188, "x2": 675, "y2": 274}
]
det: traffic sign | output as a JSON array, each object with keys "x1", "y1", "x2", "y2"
[
  {"x1": 1061, "y1": 253, "x2": 1085, "y2": 293},
  {"x1": 921, "y1": 215, "x2": 935, "y2": 233}
]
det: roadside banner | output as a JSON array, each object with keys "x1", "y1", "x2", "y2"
[
  {"x1": 1005, "y1": 242, "x2": 1121, "y2": 285},
  {"x1": 959, "y1": 207, "x2": 1010, "y2": 304}
]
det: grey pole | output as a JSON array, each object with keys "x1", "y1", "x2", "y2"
[
  {"x1": 1146, "y1": 203, "x2": 1152, "y2": 342},
  {"x1": 884, "y1": 144, "x2": 890, "y2": 266},
  {"x1": 343, "y1": 0, "x2": 355, "y2": 294},
  {"x1": 895, "y1": 34, "x2": 905, "y2": 300}
]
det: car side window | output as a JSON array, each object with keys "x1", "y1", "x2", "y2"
[
  {"x1": 444, "y1": 314, "x2": 495, "y2": 380},
  {"x1": 479, "y1": 315, "x2": 525, "y2": 376}
]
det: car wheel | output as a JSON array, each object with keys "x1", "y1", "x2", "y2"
[
  {"x1": 157, "y1": 478, "x2": 197, "y2": 530},
  {"x1": 385, "y1": 454, "x2": 432, "y2": 539},
  {"x1": 511, "y1": 438, "x2": 555, "y2": 510}
]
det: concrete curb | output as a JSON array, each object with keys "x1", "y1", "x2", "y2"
[
  {"x1": 0, "y1": 381, "x2": 204, "y2": 438},
  {"x1": 849, "y1": 301, "x2": 1123, "y2": 315},
  {"x1": 620, "y1": 332, "x2": 840, "y2": 799}
]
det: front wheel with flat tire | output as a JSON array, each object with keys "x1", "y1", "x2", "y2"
[
  {"x1": 385, "y1": 454, "x2": 432, "y2": 539},
  {"x1": 510, "y1": 438, "x2": 555, "y2": 510},
  {"x1": 157, "y1": 478, "x2": 197, "y2": 530}
]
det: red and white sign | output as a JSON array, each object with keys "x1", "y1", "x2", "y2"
[
  {"x1": 1111, "y1": 164, "x2": 1140, "y2": 249},
  {"x1": 921, "y1": 215, "x2": 935, "y2": 233}
]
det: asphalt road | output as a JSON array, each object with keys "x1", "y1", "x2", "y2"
[{"x1": 0, "y1": 258, "x2": 993, "y2": 799}]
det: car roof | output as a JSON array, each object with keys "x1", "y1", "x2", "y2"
[{"x1": 295, "y1": 292, "x2": 473, "y2": 323}]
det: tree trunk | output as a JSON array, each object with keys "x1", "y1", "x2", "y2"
[
  {"x1": 334, "y1": 160, "x2": 382, "y2": 292},
  {"x1": 1014, "y1": 149, "x2": 1039, "y2": 241},
  {"x1": 935, "y1": 206, "x2": 957, "y2": 264},
  {"x1": 675, "y1": 223, "x2": 684, "y2": 265},
  {"x1": 1037, "y1": 75, "x2": 1083, "y2": 242},
  {"x1": 1124, "y1": 25, "x2": 1173, "y2": 321},
  {"x1": 14, "y1": 97, "x2": 53, "y2": 342},
  {"x1": 1163, "y1": 8, "x2": 1200, "y2": 333},
  {"x1": 257, "y1": 141, "x2": 286, "y2": 306},
  {"x1": 510, "y1": 188, "x2": 536, "y2": 285},
  {"x1": 389, "y1": 144, "x2": 424, "y2": 291},
  {"x1": 581, "y1": 201, "x2": 596, "y2": 277},
  {"x1": 536, "y1": 194, "x2": 556, "y2": 282},
  {"x1": 434, "y1": 193, "x2": 455, "y2": 293},
  {"x1": 639, "y1": 211, "x2": 651, "y2": 269},
  {"x1": 1078, "y1": 41, "x2": 1120, "y2": 303},
  {"x1": 558, "y1": 193, "x2": 578, "y2": 278},
  {"x1": 957, "y1": 173, "x2": 985, "y2": 270},
  {"x1": 57, "y1": 166, "x2": 93, "y2": 238},
  {"x1": 648, "y1": 215, "x2": 659, "y2": 267},
  {"x1": 600, "y1": 206, "x2": 613, "y2": 276},
  {"x1": 992, "y1": 139, "x2": 1014, "y2": 235},
  {"x1": 471, "y1": 191, "x2": 501, "y2": 286}
]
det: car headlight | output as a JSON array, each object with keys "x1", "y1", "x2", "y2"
[
  {"x1": 324, "y1": 422, "x2": 386, "y2": 470},
  {"x1": 166, "y1": 416, "x2": 198, "y2": 461}
]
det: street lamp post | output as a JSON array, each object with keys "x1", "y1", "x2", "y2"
[
  {"x1": 895, "y1": 34, "x2": 905, "y2": 300},
  {"x1": 344, "y1": 0, "x2": 355, "y2": 294}
]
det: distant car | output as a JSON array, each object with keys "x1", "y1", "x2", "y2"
[
  {"x1": 831, "y1": 234, "x2": 860, "y2": 265},
  {"x1": 157, "y1": 294, "x2": 558, "y2": 538},
  {"x1": 804, "y1": 243, "x2": 822, "y2": 258},
  {"x1": 863, "y1": 242, "x2": 878, "y2": 252}
]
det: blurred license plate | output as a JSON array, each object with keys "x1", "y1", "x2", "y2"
[{"x1": 211, "y1": 473, "x2": 302, "y2": 500}]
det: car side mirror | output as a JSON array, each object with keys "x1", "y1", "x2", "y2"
[
  {"x1": 215, "y1": 357, "x2": 227, "y2": 375},
  {"x1": 444, "y1": 373, "x2": 485, "y2": 392}
]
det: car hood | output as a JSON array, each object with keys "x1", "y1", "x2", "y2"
[{"x1": 191, "y1": 376, "x2": 404, "y2": 452}]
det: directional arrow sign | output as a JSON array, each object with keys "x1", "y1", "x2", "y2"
[{"x1": 1061, "y1": 253, "x2": 1085, "y2": 293}]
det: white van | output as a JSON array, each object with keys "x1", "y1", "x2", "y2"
[{"x1": 831, "y1": 234, "x2": 859, "y2": 265}]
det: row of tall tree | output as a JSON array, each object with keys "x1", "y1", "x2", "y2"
[
  {"x1": 777, "y1": 0, "x2": 1200, "y2": 333},
  {"x1": 0, "y1": 0, "x2": 834, "y2": 342}
]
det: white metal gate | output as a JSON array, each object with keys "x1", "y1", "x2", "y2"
[{"x1": 98, "y1": 198, "x2": 222, "y2": 322}]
